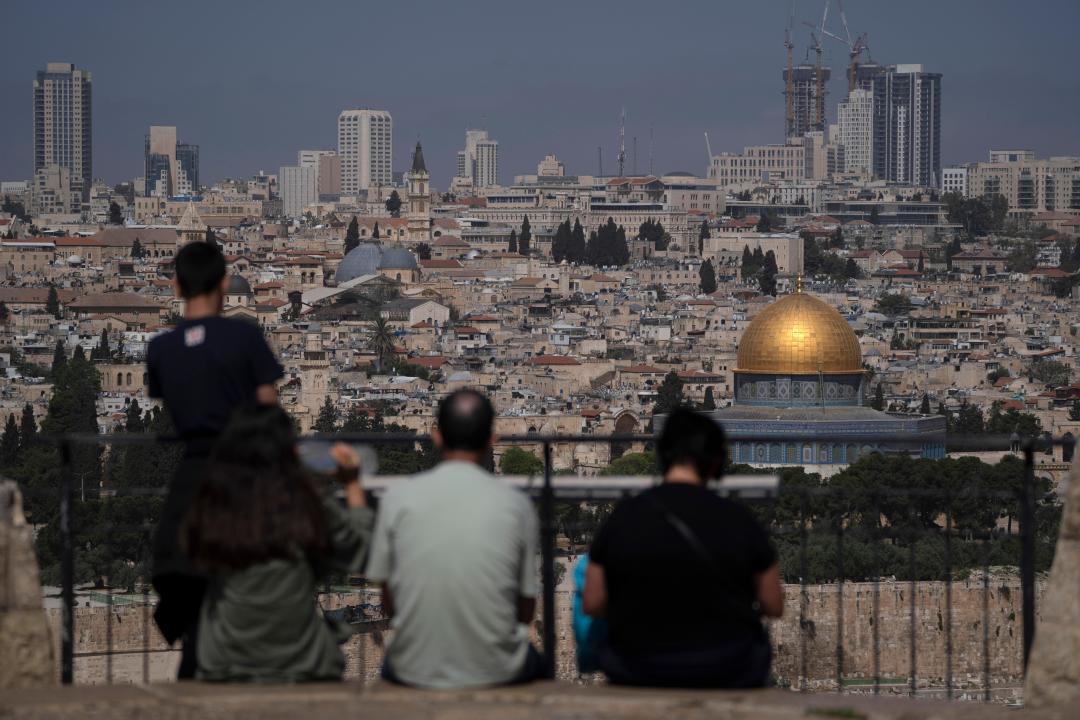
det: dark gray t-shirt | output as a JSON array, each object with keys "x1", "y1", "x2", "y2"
[{"x1": 366, "y1": 461, "x2": 539, "y2": 688}]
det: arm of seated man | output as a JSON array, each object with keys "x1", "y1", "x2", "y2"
[
  {"x1": 754, "y1": 562, "x2": 784, "y2": 618},
  {"x1": 581, "y1": 561, "x2": 608, "y2": 617}
]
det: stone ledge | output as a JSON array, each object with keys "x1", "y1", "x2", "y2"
[{"x1": 1, "y1": 681, "x2": 1075, "y2": 720}]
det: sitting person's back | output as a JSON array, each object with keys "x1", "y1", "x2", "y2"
[
  {"x1": 182, "y1": 406, "x2": 373, "y2": 682},
  {"x1": 583, "y1": 408, "x2": 783, "y2": 688},
  {"x1": 366, "y1": 390, "x2": 542, "y2": 689}
]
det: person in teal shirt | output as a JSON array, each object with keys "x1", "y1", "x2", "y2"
[{"x1": 182, "y1": 405, "x2": 374, "y2": 682}]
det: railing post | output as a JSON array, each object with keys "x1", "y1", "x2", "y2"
[
  {"x1": 59, "y1": 439, "x2": 75, "y2": 685},
  {"x1": 1020, "y1": 442, "x2": 1036, "y2": 673},
  {"x1": 540, "y1": 441, "x2": 556, "y2": 679}
]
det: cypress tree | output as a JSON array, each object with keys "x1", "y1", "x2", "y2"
[
  {"x1": 1, "y1": 414, "x2": 19, "y2": 467},
  {"x1": 518, "y1": 216, "x2": 532, "y2": 256},
  {"x1": 344, "y1": 216, "x2": 360, "y2": 254},
  {"x1": 19, "y1": 403, "x2": 36, "y2": 450}
]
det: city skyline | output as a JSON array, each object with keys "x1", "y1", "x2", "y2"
[{"x1": 1, "y1": 0, "x2": 1079, "y2": 186}]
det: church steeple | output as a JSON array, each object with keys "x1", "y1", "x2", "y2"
[{"x1": 411, "y1": 141, "x2": 427, "y2": 174}]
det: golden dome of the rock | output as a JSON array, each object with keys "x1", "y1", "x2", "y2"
[{"x1": 736, "y1": 291, "x2": 863, "y2": 374}]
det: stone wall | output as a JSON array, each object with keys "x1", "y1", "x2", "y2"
[{"x1": 44, "y1": 578, "x2": 1045, "y2": 691}]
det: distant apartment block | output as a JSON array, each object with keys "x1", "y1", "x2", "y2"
[
  {"x1": 456, "y1": 129, "x2": 500, "y2": 188},
  {"x1": 941, "y1": 166, "x2": 969, "y2": 197},
  {"x1": 838, "y1": 89, "x2": 873, "y2": 176},
  {"x1": 144, "y1": 125, "x2": 199, "y2": 197},
  {"x1": 967, "y1": 153, "x2": 1080, "y2": 215},
  {"x1": 708, "y1": 144, "x2": 806, "y2": 188},
  {"x1": 783, "y1": 64, "x2": 831, "y2": 138},
  {"x1": 871, "y1": 64, "x2": 942, "y2": 187},
  {"x1": 31, "y1": 165, "x2": 81, "y2": 216},
  {"x1": 279, "y1": 165, "x2": 317, "y2": 218},
  {"x1": 34, "y1": 63, "x2": 92, "y2": 199},
  {"x1": 298, "y1": 150, "x2": 341, "y2": 197},
  {"x1": 337, "y1": 109, "x2": 392, "y2": 194}
]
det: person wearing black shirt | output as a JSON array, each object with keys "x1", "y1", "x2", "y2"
[
  {"x1": 583, "y1": 408, "x2": 783, "y2": 688},
  {"x1": 148, "y1": 241, "x2": 283, "y2": 679}
]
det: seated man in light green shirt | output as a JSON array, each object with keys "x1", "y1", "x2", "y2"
[{"x1": 365, "y1": 389, "x2": 544, "y2": 689}]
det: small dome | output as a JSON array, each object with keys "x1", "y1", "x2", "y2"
[
  {"x1": 334, "y1": 244, "x2": 382, "y2": 283},
  {"x1": 379, "y1": 247, "x2": 418, "y2": 270},
  {"x1": 227, "y1": 274, "x2": 252, "y2": 295},
  {"x1": 67, "y1": 255, "x2": 84, "y2": 265},
  {"x1": 736, "y1": 291, "x2": 862, "y2": 374}
]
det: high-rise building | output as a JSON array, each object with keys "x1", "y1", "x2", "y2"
[
  {"x1": 871, "y1": 64, "x2": 942, "y2": 187},
  {"x1": 967, "y1": 154, "x2": 1080, "y2": 214},
  {"x1": 144, "y1": 126, "x2": 199, "y2": 196},
  {"x1": 298, "y1": 150, "x2": 341, "y2": 197},
  {"x1": 456, "y1": 129, "x2": 500, "y2": 188},
  {"x1": 783, "y1": 64, "x2": 830, "y2": 139},
  {"x1": 34, "y1": 63, "x2": 92, "y2": 200},
  {"x1": 838, "y1": 89, "x2": 874, "y2": 176},
  {"x1": 337, "y1": 109, "x2": 393, "y2": 194},
  {"x1": 279, "y1": 165, "x2": 317, "y2": 218}
]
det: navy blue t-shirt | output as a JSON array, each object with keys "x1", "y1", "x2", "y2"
[{"x1": 147, "y1": 316, "x2": 283, "y2": 448}]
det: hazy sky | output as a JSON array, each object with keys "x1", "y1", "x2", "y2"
[{"x1": 1, "y1": 0, "x2": 1078, "y2": 188}]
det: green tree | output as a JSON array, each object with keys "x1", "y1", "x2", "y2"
[
  {"x1": 344, "y1": 216, "x2": 360, "y2": 254},
  {"x1": 51, "y1": 341, "x2": 67, "y2": 375},
  {"x1": 585, "y1": 218, "x2": 630, "y2": 267},
  {"x1": 653, "y1": 371, "x2": 684, "y2": 415},
  {"x1": 108, "y1": 201, "x2": 124, "y2": 225},
  {"x1": 131, "y1": 238, "x2": 144, "y2": 259},
  {"x1": 385, "y1": 190, "x2": 402, "y2": 217},
  {"x1": 46, "y1": 286, "x2": 61, "y2": 318},
  {"x1": 1069, "y1": 400, "x2": 1080, "y2": 422},
  {"x1": 601, "y1": 452, "x2": 656, "y2": 476},
  {"x1": 1, "y1": 413, "x2": 19, "y2": 467},
  {"x1": 953, "y1": 403, "x2": 985, "y2": 434},
  {"x1": 92, "y1": 329, "x2": 110, "y2": 360},
  {"x1": 1028, "y1": 359, "x2": 1070, "y2": 387},
  {"x1": 370, "y1": 316, "x2": 396, "y2": 371},
  {"x1": 868, "y1": 205, "x2": 880, "y2": 225},
  {"x1": 844, "y1": 258, "x2": 862, "y2": 279},
  {"x1": 703, "y1": 386, "x2": 716, "y2": 411},
  {"x1": 508, "y1": 228, "x2": 518, "y2": 253},
  {"x1": 698, "y1": 220, "x2": 711, "y2": 255},
  {"x1": 0, "y1": 301, "x2": 9, "y2": 324},
  {"x1": 518, "y1": 215, "x2": 532, "y2": 256},
  {"x1": 756, "y1": 213, "x2": 773, "y2": 232},
  {"x1": 372, "y1": 221, "x2": 380, "y2": 240},
  {"x1": 699, "y1": 258, "x2": 717, "y2": 294},
  {"x1": 18, "y1": 403, "x2": 36, "y2": 451},
  {"x1": 569, "y1": 219, "x2": 587, "y2": 263},
  {"x1": 870, "y1": 384, "x2": 885, "y2": 410},
  {"x1": 919, "y1": 395, "x2": 931, "y2": 414},
  {"x1": 205, "y1": 227, "x2": 218, "y2": 247},
  {"x1": 313, "y1": 396, "x2": 339, "y2": 434},
  {"x1": 551, "y1": 219, "x2": 571, "y2": 263},
  {"x1": 499, "y1": 447, "x2": 544, "y2": 476},
  {"x1": 759, "y1": 250, "x2": 778, "y2": 296},
  {"x1": 875, "y1": 293, "x2": 912, "y2": 316}
]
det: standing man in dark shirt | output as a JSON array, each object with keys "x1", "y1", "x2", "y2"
[
  {"x1": 148, "y1": 241, "x2": 283, "y2": 678},
  {"x1": 583, "y1": 408, "x2": 783, "y2": 688}
]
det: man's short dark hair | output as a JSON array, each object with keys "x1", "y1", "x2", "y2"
[
  {"x1": 437, "y1": 389, "x2": 495, "y2": 452},
  {"x1": 175, "y1": 242, "x2": 226, "y2": 299},
  {"x1": 657, "y1": 407, "x2": 726, "y2": 481}
]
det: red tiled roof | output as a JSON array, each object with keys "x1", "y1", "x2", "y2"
[
  {"x1": 622, "y1": 364, "x2": 663, "y2": 373},
  {"x1": 420, "y1": 259, "x2": 463, "y2": 269},
  {"x1": 529, "y1": 355, "x2": 580, "y2": 366}
]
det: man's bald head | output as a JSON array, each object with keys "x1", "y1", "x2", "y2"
[{"x1": 436, "y1": 389, "x2": 495, "y2": 453}]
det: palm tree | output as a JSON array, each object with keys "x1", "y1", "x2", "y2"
[{"x1": 370, "y1": 316, "x2": 395, "y2": 372}]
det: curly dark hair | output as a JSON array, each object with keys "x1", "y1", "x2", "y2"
[{"x1": 182, "y1": 404, "x2": 329, "y2": 571}]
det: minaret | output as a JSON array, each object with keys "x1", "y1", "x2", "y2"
[{"x1": 406, "y1": 140, "x2": 430, "y2": 242}]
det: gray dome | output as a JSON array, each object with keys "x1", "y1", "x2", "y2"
[
  {"x1": 335, "y1": 244, "x2": 382, "y2": 283},
  {"x1": 335, "y1": 244, "x2": 417, "y2": 283},
  {"x1": 227, "y1": 274, "x2": 253, "y2": 295},
  {"x1": 379, "y1": 247, "x2": 418, "y2": 270}
]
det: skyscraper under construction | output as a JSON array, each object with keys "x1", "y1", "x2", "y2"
[{"x1": 784, "y1": 64, "x2": 831, "y2": 139}]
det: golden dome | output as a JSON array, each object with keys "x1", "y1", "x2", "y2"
[{"x1": 736, "y1": 291, "x2": 862, "y2": 374}]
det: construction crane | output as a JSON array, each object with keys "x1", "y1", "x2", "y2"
[
  {"x1": 811, "y1": 0, "x2": 871, "y2": 93},
  {"x1": 811, "y1": 31, "x2": 825, "y2": 131},
  {"x1": 784, "y1": 0, "x2": 795, "y2": 137},
  {"x1": 704, "y1": 132, "x2": 713, "y2": 176},
  {"x1": 617, "y1": 108, "x2": 627, "y2": 178}
]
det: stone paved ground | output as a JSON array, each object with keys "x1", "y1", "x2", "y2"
[{"x1": 0, "y1": 682, "x2": 1075, "y2": 720}]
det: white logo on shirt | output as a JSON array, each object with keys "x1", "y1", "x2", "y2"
[{"x1": 184, "y1": 325, "x2": 206, "y2": 348}]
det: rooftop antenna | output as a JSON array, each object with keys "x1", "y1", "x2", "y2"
[
  {"x1": 649, "y1": 124, "x2": 655, "y2": 175},
  {"x1": 633, "y1": 136, "x2": 638, "y2": 175},
  {"x1": 617, "y1": 107, "x2": 627, "y2": 178},
  {"x1": 598, "y1": 146, "x2": 603, "y2": 177}
]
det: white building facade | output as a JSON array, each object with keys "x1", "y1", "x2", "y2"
[
  {"x1": 337, "y1": 109, "x2": 393, "y2": 194},
  {"x1": 279, "y1": 165, "x2": 317, "y2": 218},
  {"x1": 838, "y1": 89, "x2": 873, "y2": 176}
]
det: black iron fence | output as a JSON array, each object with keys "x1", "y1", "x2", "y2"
[{"x1": 27, "y1": 430, "x2": 1069, "y2": 697}]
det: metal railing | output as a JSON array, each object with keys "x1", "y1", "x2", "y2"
[{"x1": 33, "y1": 430, "x2": 1069, "y2": 696}]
